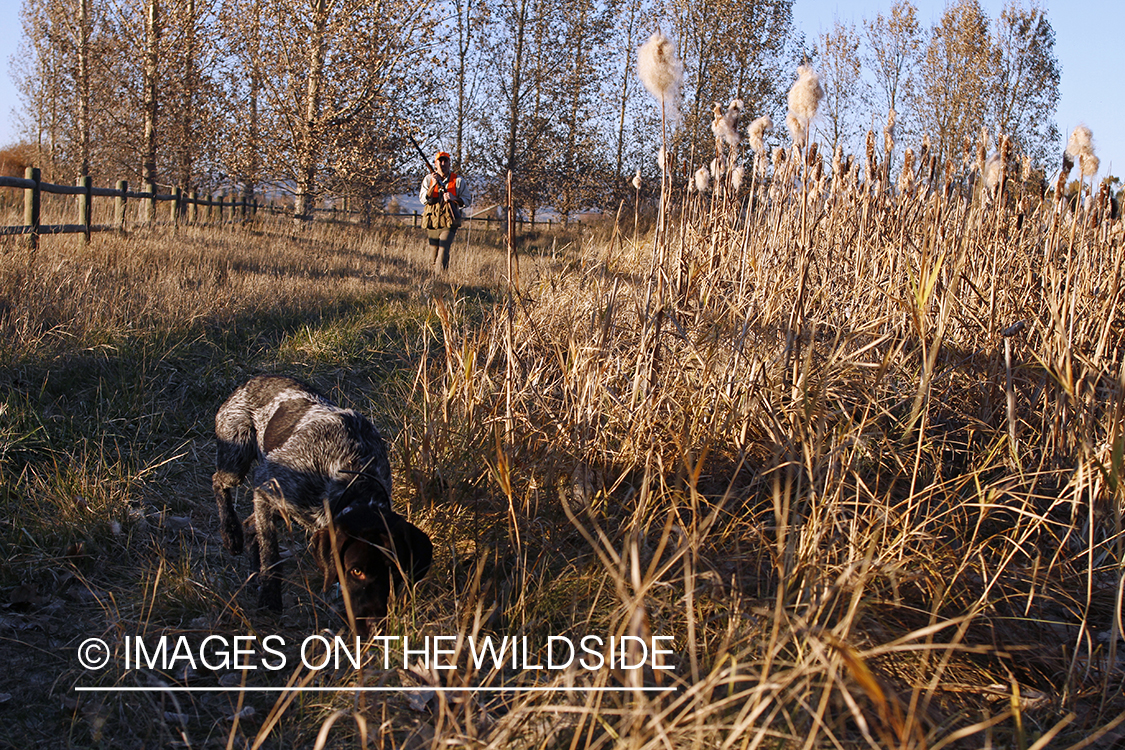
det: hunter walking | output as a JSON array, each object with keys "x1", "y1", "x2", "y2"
[{"x1": 419, "y1": 151, "x2": 471, "y2": 272}]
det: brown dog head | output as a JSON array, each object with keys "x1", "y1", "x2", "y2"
[{"x1": 312, "y1": 505, "x2": 432, "y2": 636}]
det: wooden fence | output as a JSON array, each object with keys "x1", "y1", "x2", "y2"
[
  {"x1": 0, "y1": 167, "x2": 258, "y2": 248},
  {"x1": 0, "y1": 167, "x2": 578, "y2": 248}
]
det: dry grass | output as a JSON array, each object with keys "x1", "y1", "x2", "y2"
[{"x1": 0, "y1": 159, "x2": 1123, "y2": 750}]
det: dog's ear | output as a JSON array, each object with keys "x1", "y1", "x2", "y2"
[
  {"x1": 312, "y1": 525, "x2": 348, "y2": 591},
  {"x1": 390, "y1": 518, "x2": 433, "y2": 584}
]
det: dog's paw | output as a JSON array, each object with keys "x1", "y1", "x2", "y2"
[
  {"x1": 221, "y1": 517, "x2": 244, "y2": 555},
  {"x1": 257, "y1": 581, "x2": 283, "y2": 612}
]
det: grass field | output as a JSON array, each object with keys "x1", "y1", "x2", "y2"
[{"x1": 0, "y1": 163, "x2": 1123, "y2": 749}]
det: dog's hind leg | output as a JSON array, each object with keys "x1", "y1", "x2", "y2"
[
  {"x1": 253, "y1": 488, "x2": 284, "y2": 611},
  {"x1": 213, "y1": 414, "x2": 258, "y2": 556}
]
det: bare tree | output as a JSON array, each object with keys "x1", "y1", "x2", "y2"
[
  {"x1": 248, "y1": 0, "x2": 436, "y2": 219},
  {"x1": 817, "y1": 19, "x2": 863, "y2": 155},
  {"x1": 863, "y1": 0, "x2": 924, "y2": 141},
  {"x1": 919, "y1": 0, "x2": 996, "y2": 165},
  {"x1": 990, "y1": 0, "x2": 1059, "y2": 166}
]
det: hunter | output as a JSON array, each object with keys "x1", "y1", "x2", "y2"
[{"x1": 419, "y1": 151, "x2": 471, "y2": 271}]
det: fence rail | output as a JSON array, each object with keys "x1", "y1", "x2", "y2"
[
  {"x1": 1, "y1": 167, "x2": 259, "y2": 248},
  {"x1": 1, "y1": 168, "x2": 578, "y2": 247}
]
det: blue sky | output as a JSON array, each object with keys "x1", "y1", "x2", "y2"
[{"x1": 0, "y1": 0, "x2": 1119, "y2": 179}]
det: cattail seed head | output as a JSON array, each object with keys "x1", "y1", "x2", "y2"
[
  {"x1": 631, "y1": 168, "x2": 642, "y2": 191},
  {"x1": 984, "y1": 153, "x2": 1003, "y2": 191},
  {"x1": 747, "y1": 116, "x2": 772, "y2": 153},
  {"x1": 864, "y1": 130, "x2": 877, "y2": 182},
  {"x1": 883, "y1": 109, "x2": 896, "y2": 155},
  {"x1": 1066, "y1": 126, "x2": 1101, "y2": 178},
  {"x1": 787, "y1": 64, "x2": 823, "y2": 125},
  {"x1": 711, "y1": 99, "x2": 743, "y2": 148},
  {"x1": 1066, "y1": 125, "x2": 1094, "y2": 159},
  {"x1": 976, "y1": 126, "x2": 989, "y2": 173},
  {"x1": 899, "y1": 148, "x2": 916, "y2": 194},
  {"x1": 638, "y1": 31, "x2": 683, "y2": 123},
  {"x1": 731, "y1": 165, "x2": 744, "y2": 192},
  {"x1": 694, "y1": 166, "x2": 710, "y2": 193},
  {"x1": 786, "y1": 112, "x2": 806, "y2": 148}
]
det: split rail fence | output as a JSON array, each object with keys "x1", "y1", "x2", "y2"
[
  {"x1": 1, "y1": 167, "x2": 578, "y2": 248},
  {"x1": 0, "y1": 167, "x2": 258, "y2": 248}
]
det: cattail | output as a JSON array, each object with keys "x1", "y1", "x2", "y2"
[
  {"x1": 984, "y1": 153, "x2": 1003, "y2": 192},
  {"x1": 710, "y1": 157, "x2": 723, "y2": 182},
  {"x1": 1054, "y1": 152, "x2": 1073, "y2": 199},
  {"x1": 726, "y1": 99, "x2": 744, "y2": 133},
  {"x1": 1020, "y1": 155, "x2": 1031, "y2": 182},
  {"x1": 832, "y1": 144, "x2": 842, "y2": 176},
  {"x1": 961, "y1": 134, "x2": 975, "y2": 168},
  {"x1": 694, "y1": 166, "x2": 710, "y2": 193},
  {"x1": 919, "y1": 134, "x2": 931, "y2": 169},
  {"x1": 786, "y1": 112, "x2": 806, "y2": 149},
  {"x1": 637, "y1": 31, "x2": 683, "y2": 123},
  {"x1": 1066, "y1": 125, "x2": 1094, "y2": 159},
  {"x1": 883, "y1": 109, "x2": 896, "y2": 155},
  {"x1": 976, "y1": 126, "x2": 989, "y2": 174},
  {"x1": 657, "y1": 145, "x2": 667, "y2": 171},
  {"x1": 864, "y1": 130, "x2": 877, "y2": 183},
  {"x1": 747, "y1": 116, "x2": 772, "y2": 153},
  {"x1": 631, "y1": 168, "x2": 642, "y2": 191},
  {"x1": 712, "y1": 99, "x2": 743, "y2": 148},
  {"x1": 899, "y1": 148, "x2": 916, "y2": 194},
  {"x1": 772, "y1": 146, "x2": 785, "y2": 170},
  {"x1": 787, "y1": 64, "x2": 823, "y2": 124},
  {"x1": 731, "y1": 165, "x2": 744, "y2": 192}
]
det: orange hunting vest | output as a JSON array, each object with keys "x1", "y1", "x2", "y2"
[{"x1": 429, "y1": 173, "x2": 459, "y2": 201}]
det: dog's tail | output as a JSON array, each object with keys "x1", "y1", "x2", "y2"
[{"x1": 213, "y1": 391, "x2": 261, "y2": 555}]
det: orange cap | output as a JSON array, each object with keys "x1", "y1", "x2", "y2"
[{"x1": 434, "y1": 151, "x2": 451, "y2": 163}]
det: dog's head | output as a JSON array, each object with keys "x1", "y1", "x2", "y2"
[{"x1": 312, "y1": 504, "x2": 432, "y2": 637}]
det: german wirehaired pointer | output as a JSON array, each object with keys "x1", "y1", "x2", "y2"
[{"x1": 213, "y1": 375, "x2": 431, "y2": 634}]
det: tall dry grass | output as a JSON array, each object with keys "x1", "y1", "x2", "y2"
[
  {"x1": 412, "y1": 153, "x2": 1125, "y2": 747},
  {"x1": 0, "y1": 156, "x2": 1122, "y2": 749}
]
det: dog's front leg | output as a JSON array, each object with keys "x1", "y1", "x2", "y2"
[
  {"x1": 213, "y1": 471, "x2": 245, "y2": 555},
  {"x1": 253, "y1": 489, "x2": 283, "y2": 611}
]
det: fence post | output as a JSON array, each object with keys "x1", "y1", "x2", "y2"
[
  {"x1": 218, "y1": 194, "x2": 225, "y2": 224},
  {"x1": 413, "y1": 210, "x2": 419, "y2": 228},
  {"x1": 171, "y1": 187, "x2": 181, "y2": 229},
  {"x1": 115, "y1": 180, "x2": 128, "y2": 233},
  {"x1": 144, "y1": 182, "x2": 156, "y2": 225},
  {"x1": 23, "y1": 167, "x2": 41, "y2": 253},
  {"x1": 77, "y1": 175, "x2": 93, "y2": 244},
  {"x1": 188, "y1": 190, "x2": 197, "y2": 224}
]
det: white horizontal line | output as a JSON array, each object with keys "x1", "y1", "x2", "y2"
[{"x1": 74, "y1": 686, "x2": 675, "y2": 693}]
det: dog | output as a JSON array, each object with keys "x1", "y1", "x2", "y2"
[{"x1": 212, "y1": 375, "x2": 432, "y2": 635}]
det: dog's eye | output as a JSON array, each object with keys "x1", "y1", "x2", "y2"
[{"x1": 349, "y1": 568, "x2": 366, "y2": 580}]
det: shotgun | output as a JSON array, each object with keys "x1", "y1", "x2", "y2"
[{"x1": 407, "y1": 133, "x2": 450, "y2": 192}]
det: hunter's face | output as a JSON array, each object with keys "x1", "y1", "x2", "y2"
[{"x1": 436, "y1": 157, "x2": 451, "y2": 176}]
